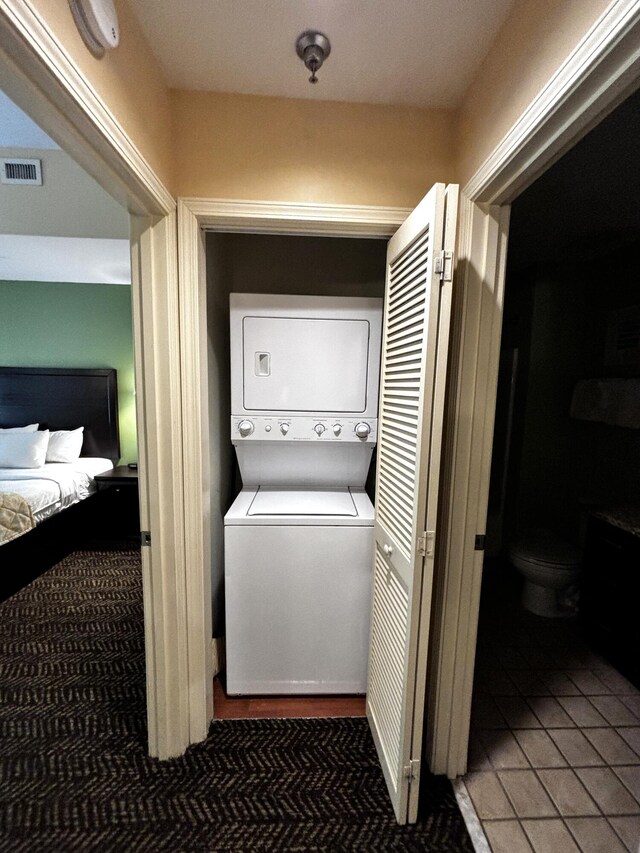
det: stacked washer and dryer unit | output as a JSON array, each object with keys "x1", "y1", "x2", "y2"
[{"x1": 224, "y1": 293, "x2": 383, "y2": 695}]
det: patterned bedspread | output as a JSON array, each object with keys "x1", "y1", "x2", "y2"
[{"x1": 0, "y1": 492, "x2": 35, "y2": 545}]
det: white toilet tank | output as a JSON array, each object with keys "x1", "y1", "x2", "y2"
[{"x1": 509, "y1": 528, "x2": 582, "y2": 568}]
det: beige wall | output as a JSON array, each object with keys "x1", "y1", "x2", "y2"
[
  {"x1": 171, "y1": 90, "x2": 456, "y2": 208},
  {"x1": 456, "y1": 0, "x2": 613, "y2": 187},
  {"x1": 28, "y1": 0, "x2": 174, "y2": 192},
  {"x1": 18, "y1": 0, "x2": 619, "y2": 209}
]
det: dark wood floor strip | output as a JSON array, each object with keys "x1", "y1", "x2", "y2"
[{"x1": 213, "y1": 676, "x2": 366, "y2": 719}]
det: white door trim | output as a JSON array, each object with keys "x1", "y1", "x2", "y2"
[
  {"x1": 130, "y1": 213, "x2": 189, "y2": 757},
  {"x1": 426, "y1": 200, "x2": 510, "y2": 776},
  {"x1": 429, "y1": 0, "x2": 640, "y2": 778},
  {"x1": 180, "y1": 197, "x2": 411, "y2": 236},
  {"x1": 0, "y1": 2, "x2": 192, "y2": 760}
]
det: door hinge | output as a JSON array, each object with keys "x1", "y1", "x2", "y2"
[
  {"x1": 475, "y1": 534, "x2": 486, "y2": 551},
  {"x1": 141, "y1": 531, "x2": 151, "y2": 547},
  {"x1": 434, "y1": 250, "x2": 453, "y2": 282},
  {"x1": 403, "y1": 758, "x2": 420, "y2": 781},
  {"x1": 417, "y1": 530, "x2": 435, "y2": 557}
]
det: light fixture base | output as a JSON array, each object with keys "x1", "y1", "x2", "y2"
[
  {"x1": 296, "y1": 31, "x2": 331, "y2": 61},
  {"x1": 296, "y1": 31, "x2": 331, "y2": 84}
]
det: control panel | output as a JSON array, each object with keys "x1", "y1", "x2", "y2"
[{"x1": 231, "y1": 416, "x2": 377, "y2": 444}]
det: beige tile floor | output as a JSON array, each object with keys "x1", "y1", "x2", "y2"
[{"x1": 464, "y1": 568, "x2": 640, "y2": 853}]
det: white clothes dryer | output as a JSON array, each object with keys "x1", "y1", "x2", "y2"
[
  {"x1": 223, "y1": 293, "x2": 383, "y2": 696},
  {"x1": 225, "y1": 487, "x2": 374, "y2": 694}
]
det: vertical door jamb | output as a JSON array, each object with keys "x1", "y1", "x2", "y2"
[
  {"x1": 426, "y1": 197, "x2": 510, "y2": 777},
  {"x1": 130, "y1": 211, "x2": 192, "y2": 757},
  {"x1": 177, "y1": 201, "x2": 214, "y2": 739}
]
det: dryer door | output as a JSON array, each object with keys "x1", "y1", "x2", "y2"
[{"x1": 242, "y1": 316, "x2": 371, "y2": 413}]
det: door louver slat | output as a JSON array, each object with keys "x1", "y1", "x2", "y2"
[
  {"x1": 375, "y1": 228, "x2": 428, "y2": 564},
  {"x1": 388, "y1": 233, "x2": 430, "y2": 286},
  {"x1": 380, "y1": 431, "x2": 417, "y2": 456},
  {"x1": 389, "y1": 296, "x2": 426, "y2": 321},
  {"x1": 368, "y1": 546, "x2": 410, "y2": 783},
  {"x1": 379, "y1": 459, "x2": 416, "y2": 493},
  {"x1": 379, "y1": 448, "x2": 416, "y2": 486},
  {"x1": 387, "y1": 285, "x2": 427, "y2": 320}
]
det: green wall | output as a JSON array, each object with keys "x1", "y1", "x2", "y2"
[{"x1": 0, "y1": 281, "x2": 136, "y2": 463}]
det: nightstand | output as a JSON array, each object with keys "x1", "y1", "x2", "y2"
[{"x1": 93, "y1": 466, "x2": 140, "y2": 544}]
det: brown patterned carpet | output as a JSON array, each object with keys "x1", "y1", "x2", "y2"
[{"x1": 0, "y1": 549, "x2": 473, "y2": 851}]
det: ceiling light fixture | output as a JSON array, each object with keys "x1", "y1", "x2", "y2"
[{"x1": 296, "y1": 31, "x2": 331, "y2": 85}]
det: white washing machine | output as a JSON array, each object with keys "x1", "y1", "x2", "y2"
[{"x1": 224, "y1": 293, "x2": 382, "y2": 695}]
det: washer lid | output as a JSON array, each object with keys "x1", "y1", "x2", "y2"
[{"x1": 248, "y1": 488, "x2": 358, "y2": 517}]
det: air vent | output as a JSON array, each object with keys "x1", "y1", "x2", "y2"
[{"x1": 1, "y1": 158, "x2": 42, "y2": 185}]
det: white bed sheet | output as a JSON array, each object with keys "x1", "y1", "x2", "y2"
[{"x1": 0, "y1": 458, "x2": 113, "y2": 523}]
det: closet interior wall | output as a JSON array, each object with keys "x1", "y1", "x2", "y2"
[{"x1": 205, "y1": 232, "x2": 387, "y2": 636}]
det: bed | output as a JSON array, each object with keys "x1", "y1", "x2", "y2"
[{"x1": 0, "y1": 367, "x2": 120, "y2": 598}]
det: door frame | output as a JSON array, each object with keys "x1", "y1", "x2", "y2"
[
  {"x1": 0, "y1": 1, "x2": 190, "y2": 759},
  {"x1": 177, "y1": 198, "x2": 411, "y2": 738},
  {"x1": 427, "y1": 0, "x2": 640, "y2": 777}
]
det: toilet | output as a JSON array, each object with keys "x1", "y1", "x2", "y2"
[{"x1": 508, "y1": 528, "x2": 582, "y2": 617}]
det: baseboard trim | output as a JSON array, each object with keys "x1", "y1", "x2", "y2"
[{"x1": 452, "y1": 778, "x2": 491, "y2": 853}]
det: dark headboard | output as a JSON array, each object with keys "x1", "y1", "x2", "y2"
[{"x1": 0, "y1": 367, "x2": 120, "y2": 462}]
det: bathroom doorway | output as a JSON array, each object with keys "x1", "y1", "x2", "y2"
[{"x1": 462, "y1": 85, "x2": 640, "y2": 851}]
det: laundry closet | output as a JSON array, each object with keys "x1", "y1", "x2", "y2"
[
  {"x1": 205, "y1": 232, "x2": 387, "y2": 688},
  {"x1": 200, "y1": 183, "x2": 458, "y2": 825}
]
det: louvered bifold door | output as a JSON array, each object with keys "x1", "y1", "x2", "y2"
[{"x1": 367, "y1": 183, "x2": 458, "y2": 825}]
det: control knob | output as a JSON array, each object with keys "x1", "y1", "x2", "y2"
[
  {"x1": 333, "y1": 423, "x2": 342, "y2": 436},
  {"x1": 279, "y1": 422, "x2": 290, "y2": 435},
  {"x1": 238, "y1": 420, "x2": 254, "y2": 437},
  {"x1": 355, "y1": 422, "x2": 371, "y2": 439},
  {"x1": 314, "y1": 423, "x2": 326, "y2": 436}
]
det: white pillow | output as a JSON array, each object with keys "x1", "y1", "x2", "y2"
[
  {"x1": 0, "y1": 423, "x2": 39, "y2": 433},
  {"x1": 0, "y1": 430, "x2": 49, "y2": 468},
  {"x1": 46, "y1": 427, "x2": 84, "y2": 463}
]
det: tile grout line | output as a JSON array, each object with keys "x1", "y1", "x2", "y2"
[
  {"x1": 470, "y1": 609, "x2": 640, "y2": 851},
  {"x1": 452, "y1": 778, "x2": 493, "y2": 853}
]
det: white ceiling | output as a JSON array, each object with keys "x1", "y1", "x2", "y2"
[
  {"x1": 0, "y1": 91, "x2": 58, "y2": 149},
  {"x1": 0, "y1": 235, "x2": 131, "y2": 284},
  {"x1": 0, "y1": 90, "x2": 130, "y2": 284},
  {"x1": 130, "y1": 0, "x2": 516, "y2": 108}
]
